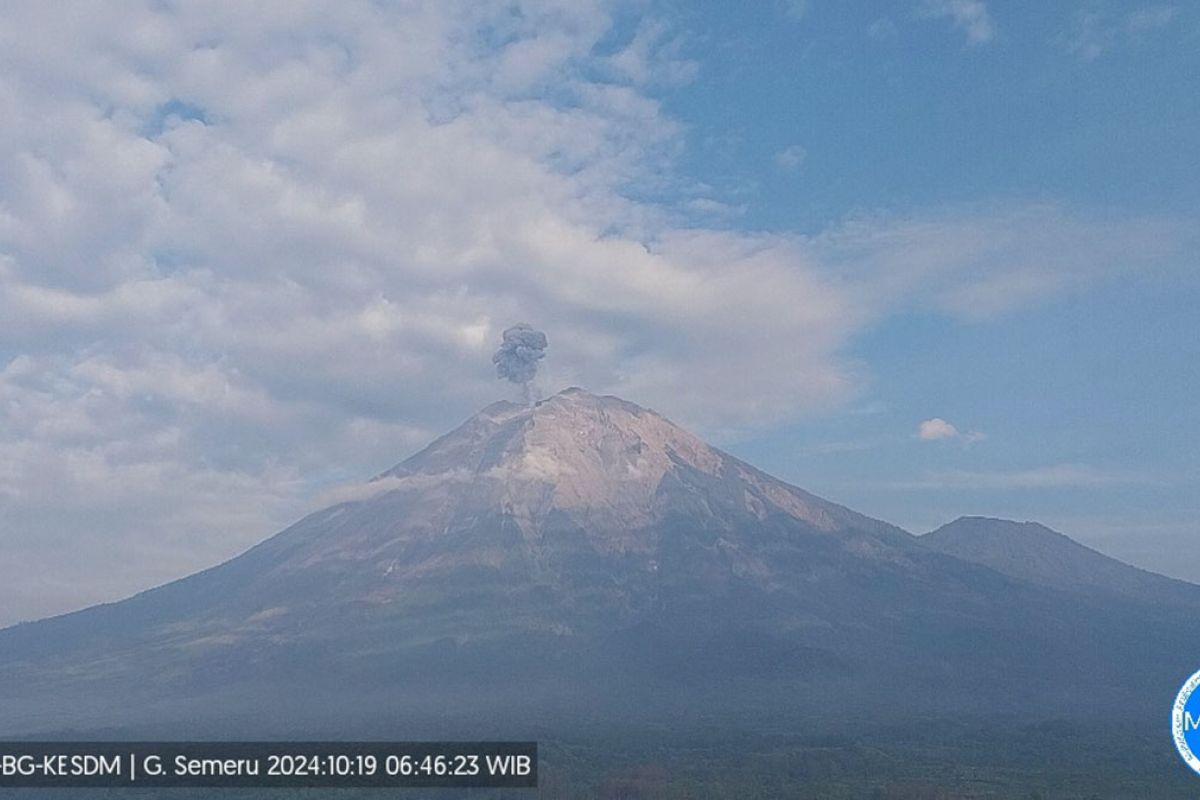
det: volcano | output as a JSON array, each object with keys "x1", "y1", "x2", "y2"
[{"x1": 1, "y1": 388, "x2": 1196, "y2": 738}]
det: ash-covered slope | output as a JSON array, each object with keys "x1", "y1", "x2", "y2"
[{"x1": 0, "y1": 390, "x2": 1196, "y2": 737}]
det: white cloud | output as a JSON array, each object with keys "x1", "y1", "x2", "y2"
[
  {"x1": 867, "y1": 18, "x2": 899, "y2": 41},
  {"x1": 606, "y1": 19, "x2": 699, "y2": 87},
  {"x1": 917, "y1": 418, "x2": 985, "y2": 443},
  {"x1": 917, "y1": 418, "x2": 960, "y2": 441},
  {"x1": 1126, "y1": 5, "x2": 1177, "y2": 31},
  {"x1": 781, "y1": 1, "x2": 809, "y2": 23},
  {"x1": 310, "y1": 472, "x2": 471, "y2": 508},
  {"x1": 808, "y1": 204, "x2": 1191, "y2": 321},
  {"x1": 919, "y1": 0, "x2": 995, "y2": 45},
  {"x1": 0, "y1": 1, "x2": 1193, "y2": 624},
  {"x1": 795, "y1": 438, "x2": 883, "y2": 456},
  {"x1": 1128, "y1": 5, "x2": 1176, "y2": 30},
  {"x1": 775, "y1": 144, "x2": 807, "y2": 172},
  {"x1": 1065, "y1": 6, "x2": 1177, "y2": 61},
  {"x1": 899, "y1": 464, "x2": 1151, "y2": 490}
]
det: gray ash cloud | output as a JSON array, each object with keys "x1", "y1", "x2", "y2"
[{"x1": 493, "y1": 324, "x2": 548, "y2": 399}]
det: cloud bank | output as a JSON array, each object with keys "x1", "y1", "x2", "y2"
[{"x1": 0, "y1": 0, "x2": 1193, "y2": 624}]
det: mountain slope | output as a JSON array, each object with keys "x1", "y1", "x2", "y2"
[{"x1": 0, "y1": 390, "x2": 1197, "y2": 738}]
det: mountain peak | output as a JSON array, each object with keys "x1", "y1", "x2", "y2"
[
  {"x1": 390, "y1": 386, "x2": 715, "y2": 477},
  {"x1": 372, "y1": 388, "x2": 897, "y2": 541},
  {"x1": 922, "y1": 516, "x2": 1194, "y2": 602},
  {"x1": 938, "y1": 516, "x2": 1068, "y2": 541}
]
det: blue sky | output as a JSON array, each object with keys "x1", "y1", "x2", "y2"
[
  {"x1": 0, "y1": 0, "x2": 1196, "y2": 624},
  {"x1": 637, "y1": 0, "x2": 1199, "y2": 575},
  {"x1": 665, "y1": 1, "x2": 1199, "y2": 228}
]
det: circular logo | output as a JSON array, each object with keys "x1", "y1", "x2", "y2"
[{"x1": 1172, "y1": 669, "x2": 1200, "y2": 775}]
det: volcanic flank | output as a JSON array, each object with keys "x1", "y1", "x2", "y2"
[{"x1": 1, "y1": 389, "x2": 1197, "y2": 737}]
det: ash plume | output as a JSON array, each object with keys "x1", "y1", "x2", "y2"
[{"x1": 493, "y1": 323, "x2": 548, "y2": 403}]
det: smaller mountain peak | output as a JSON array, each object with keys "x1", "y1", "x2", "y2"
[
  {"x1": 938, "y1": 517, "x2": 1057, "y2": 535},
  {"x1": 951, "y1": 515, "x2": 1007, "y2": 524},
  {"x1": 922, "y1": 516, "x2": 1195, "y2": 599},
  {"x1": 949, "y1": 515, "x2": 1016, "y2": 526}
]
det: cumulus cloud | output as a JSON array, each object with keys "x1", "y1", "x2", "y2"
[
  {"x1": 0, "y1": 0, "x2": 1194, "y2": 624},
  {"x1": 917, "y1": 418, "x2": 985, "y2": 443},
  {"x1": 917, "y1": 418, "x2": 959, "y2": 441},
  {"x1": 919, "y1": 0, "x2": 995, "y2": 45}
]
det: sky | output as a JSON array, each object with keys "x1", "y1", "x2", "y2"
[{"x1": 0, "y1": 0, "x2": 1196, "y2": 626}]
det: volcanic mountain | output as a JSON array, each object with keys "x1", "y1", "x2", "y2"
[
  {"x1": 923, "y1": 516, "x2": 1199, "y2": 607},
  {"x1": 0, "y1": 389, "x2": 1196, "y2": 737}
]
